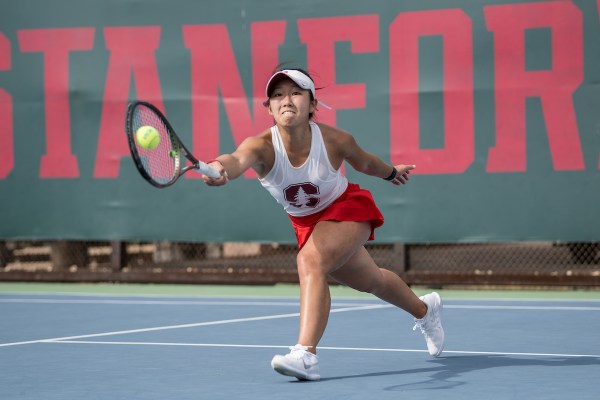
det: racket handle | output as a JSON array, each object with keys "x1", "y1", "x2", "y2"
[{"x1": 195, "y1": 161, "x2": 221, "y2": 178}]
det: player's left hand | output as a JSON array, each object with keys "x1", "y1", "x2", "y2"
[{"x1": 390, "y1": 164, "x2": 416, "y2": 186}]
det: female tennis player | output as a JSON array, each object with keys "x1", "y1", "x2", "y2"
[{"x1": 202, "y1": 68, "x2": 444, "y2": 381}]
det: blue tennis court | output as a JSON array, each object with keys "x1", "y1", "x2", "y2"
[{"x1": 1, "y1": 286, "x2": 599, "y2": 400}]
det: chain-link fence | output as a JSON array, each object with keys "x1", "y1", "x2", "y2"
[{"x1": 1, "y1": 240, "x2": 598, "y2": 287}]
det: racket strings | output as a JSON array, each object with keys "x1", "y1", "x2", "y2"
[{"x1": 132, "y1": 105, "x2": 178, "y2": 184}]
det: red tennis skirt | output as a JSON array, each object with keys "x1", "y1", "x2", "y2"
[{"x1": 287, "y1": 183, "x2": 384, "y2": 249}]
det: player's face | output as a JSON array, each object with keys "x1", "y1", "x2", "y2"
[{"x1": 267, "y1": 80, "x2": 316, "y2": 127}]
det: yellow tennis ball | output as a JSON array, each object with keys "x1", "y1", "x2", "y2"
[{"x1": 135, "y1": 126, "x2": 160, "y2": 150}]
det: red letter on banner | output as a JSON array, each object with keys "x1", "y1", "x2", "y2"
[
  {"x1": 18, "y1": 28, "x2": 94, "y2": 178},
  {"x1": 94, "y1": 27, "x2": 164, "y2": 178},
  {"x1": 389, "y1": 10, "x2": 474, "y2": 174},
  {"x1": 485, "y1": 2, "x2": 584, "y2": 172},
  {"x1": 0, "y1": 33, "x2": 13, "y2": 179},
  {"x1": 183, "y1": 22, "x2": 285, "y2": 178},
  {"x1": 298, "y1": 15, "x2": 379, "y2": 126}
]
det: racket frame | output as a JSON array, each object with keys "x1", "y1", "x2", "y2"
[{"x1": 125, "y1": 101, "x2": 217, "y2": 188}]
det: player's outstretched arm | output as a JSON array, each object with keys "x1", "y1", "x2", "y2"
[
  {"x1": 202, "y1": 136, "x2": 265, "y2": 186},
  {"x1": 334, "y1": 128, "x2": 416, "y2": 186}
]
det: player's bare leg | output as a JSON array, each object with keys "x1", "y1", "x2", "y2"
[
  {"x1": 329, "y1": 246, "x2": 427, "y2": 318},
  {"x1": 294, "y1": 220, "x2": 373, "y2": 354},
  {"x1": 330, "y1": 245, "x2": 444, "y2": 356}
]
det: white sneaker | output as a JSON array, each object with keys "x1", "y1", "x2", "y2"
[
  {"x1": 413, "y1": 292, "x2": 445, "y2": 357},
  {"x1": 271, "y1": 344, "x2": 320, "y2": 381}
]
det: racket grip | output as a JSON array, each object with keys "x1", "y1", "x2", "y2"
[{"x1": 195, "y1": 161, "x2": 222, "y2": 178}]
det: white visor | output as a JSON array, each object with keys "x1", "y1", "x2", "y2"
[{"x1": 265, "y1": 69, "x2": 315, "y2": 97}]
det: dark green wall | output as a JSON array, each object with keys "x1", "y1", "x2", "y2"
[{"x1": 0, "y1": 0, "x2": 598, "y2": 243}]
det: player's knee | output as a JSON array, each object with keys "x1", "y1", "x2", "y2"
[
  {"x1": 296, "y1": 250, "x2": 328, "y2": 279},
  {"x1": 358, "y1": 269, "x2": 386, "y2": 295},
  {"x1": 354, "y1": 282, "x2": 376, "y2": 295}
]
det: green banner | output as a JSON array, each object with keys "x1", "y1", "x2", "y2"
[{"x1": 0, "y1": 0, "x2": 599, "y2": 243}]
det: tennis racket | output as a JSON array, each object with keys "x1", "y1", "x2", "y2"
[{"x1": 125, "y1": 101, "x2": 220, "y2": 188}]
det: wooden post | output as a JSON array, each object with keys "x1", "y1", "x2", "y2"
[
  {"x1": 110, "y1": 241, "x2": 126, "y2": 271},
  {"x1": 0, "y1": 242, "x2": 10, "y2": 269},
  {"x1": 391, "y1": 243, "x2": 408, "y2": 275}
]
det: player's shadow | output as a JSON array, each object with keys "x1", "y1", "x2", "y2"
[{"x1": 318, "y1": 354, "x2": 600, "y2": 390}]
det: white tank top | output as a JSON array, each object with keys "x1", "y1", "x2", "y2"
[{"x1": 259, "y1": 122, "x2": 349, "y2": 217}]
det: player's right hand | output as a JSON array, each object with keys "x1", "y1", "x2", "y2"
[{"x1": 203, "y1": 161, "x2": 229, "y2": 186}]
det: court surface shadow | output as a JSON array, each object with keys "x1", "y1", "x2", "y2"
[{"x1": 318, "y1": 354, "x2": 600, "y2": 390}]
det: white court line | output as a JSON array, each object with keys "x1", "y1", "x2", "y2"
[
  {"x1": 43, "y1": 340, "x2": 600, "y2": 359},
  {"x1": 0, "y1": 304, "x2": 390, "y2": 348},
  {"x1": 2, "y1": 291, "x2": 600, "y2": 303},
  {"x1": 0, "y1": 298, "x2": 372, "y2": 307},
  {"x1": 446, "y1": 305, "x2": 600, "y2": 311},
  {"x1": 2, "y1": 298, "x2": 600, "y2": 311}
]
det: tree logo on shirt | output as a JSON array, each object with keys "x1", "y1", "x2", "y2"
[{"x1": 284, "y1": 182, "x2": 320, "y2": 209}]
